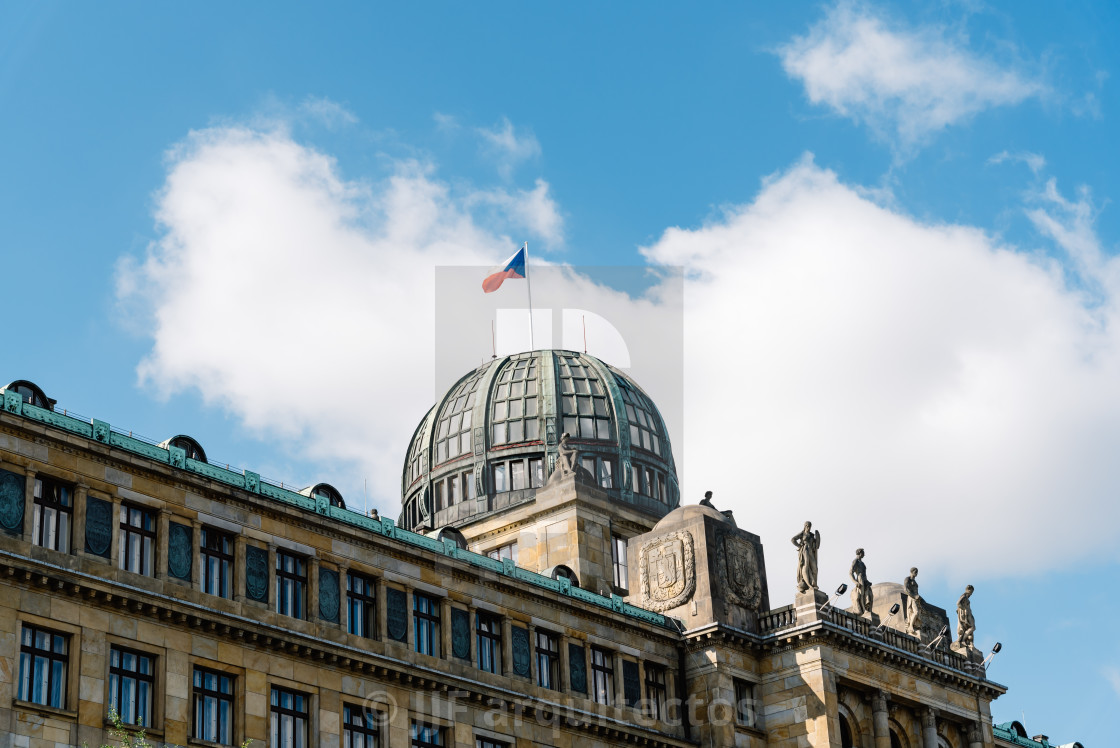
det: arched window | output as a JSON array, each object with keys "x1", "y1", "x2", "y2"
[
  {"x1": 160, "y1": 435, "x2": 207, "y2": 463},
  {"x1": 302, "y1": 483, "x2": 345, "y2": 509},
  {"x1": 891, "y1": 730, "x2": 904, "y2": 748},
  {"x1": 4, "y1": 380, "x2": 54, "y2": 410},
  {"x1": 840, "y1": 715, "x2": 854, "y2": 748}
]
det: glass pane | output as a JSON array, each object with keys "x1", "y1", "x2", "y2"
[
  {"x1": 526, "y1": 419, "x2": 539, "y2": 440},
  {"x1": 508, "y1": 421, "x2": 523, "y2": 442},
  {"x1": 580, "y1": 417, "x2": 595, "y2": 438},
  {"x1": 493, "y1": 422, "x2": 507, "y2": 444},
  {"x1": 508, "y1": 400, "x2": 522, "y2": 419}
]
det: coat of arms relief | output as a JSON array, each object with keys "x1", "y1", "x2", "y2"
[
  {"x1": 718, "y1": 532, "x2": 763, "y2": 610},
  {"x1": 639, "y1": 530, "x2": 695, "y2": 612}
]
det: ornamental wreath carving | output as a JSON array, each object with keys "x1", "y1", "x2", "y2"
[
  {"x1": 639, "y1": 530, "x2": 696, "y2": 613},
  {"x1": 718, "y1": 532, "x2": 763, "y2": 610}
]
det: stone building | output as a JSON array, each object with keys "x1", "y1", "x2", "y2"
[{"x1": 0, "y1": 358, "x2": 1082, "y2": 747}]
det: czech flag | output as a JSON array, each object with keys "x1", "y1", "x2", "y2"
[{"x1": 482, "y1": 245, "x2": 527, "y2": 293}]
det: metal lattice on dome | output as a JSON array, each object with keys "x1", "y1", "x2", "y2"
[{"x1": 399, "y1": 350, "x2": 678, "y2": 532}]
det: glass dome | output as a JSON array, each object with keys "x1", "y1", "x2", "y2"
[{"x1": 399, "y1": 350, "x2": 678, "y2": 532}]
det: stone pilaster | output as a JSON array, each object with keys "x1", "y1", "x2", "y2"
[
  {"x1": 501, "y1": 616, "x2": 513, "y2": 677},
  {"x1": 872, "y1": 690, "x2": 891, "y2": 748},
  {"x1": 155, "y1": 508, "x2": 171, "y2": 581},
  {"x1": 559, "y1": 634, "x2": 571, "y2": 693},
  {"x1": 71, "y1": 484, "x2": 88, "y2": 559},
  {"x1": 439, "y1": 597, "x2": 452, "y2": 659},
  {"x1": 21, "y1": 469, "x2": 36, "y2": 542},
  {"x1": 233, "y1": 534, "x2": 247, "y2": 601},
  {"x1": 922, "y1": 707, "x2": 939, "y2": 748}
]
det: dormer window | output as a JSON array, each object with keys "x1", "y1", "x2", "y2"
[
  {"x1": 159, "y1": 435, "x2": 207, "y2": 463},
  {"x1": 3, "y1": 380, "x2": 55, "y2": 411},
  {"x1": 301, "y1": 483, "x2": 345, "y2": 509}
]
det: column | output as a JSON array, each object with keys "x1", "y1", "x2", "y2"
[
  {"x1": 109, "y1": 496, "x2": 123, "y2": 569},
  {"x1": 501, "y1": 616, "x2": 513, "y2": 677},
  {"x1": 559, "y1": 634, "x2": 571, "y2": 693},
  {"x1": 871, "y1": 690, "x2": 891, "y2": 748},
  {"x1": 307, "y1": 559, "x2": 320, "y2": 624},
  {"x1": 21, "y1": 469, "x2": 36, "y2": 541},
  {"x1": 234, "y1": 534, "x2": 248, "y2": 601},
  {"x1": 613, "y1": 652, "x2": 626, "y2": 707},
  {"x1": 921, "y1": 707, "x2": 938, "y2": 748},
  {"x1": 405, "y1": 588, "x2": 415, "y2": 650},
  {"x1": 71, "y1": 484, "x2": 88, "y2": 558},
  {"x1": 191, "y1": 520, "x2": 203, "y2": 592},
  {"x1": 155, "y1": 509, "x2": 171, "y2": 581},
  {"x1": 968, "y1": 721, "x2": 984, "y2": 748},
  {"x1": 468, "y1": 606, "x2": 478, "y2": 667},
  {"x1": 374, "y1": 576, "x2": 386, "y2": 640},
  {"x1": 439, "y1": 598, "x2": 452, "y2": 659}
]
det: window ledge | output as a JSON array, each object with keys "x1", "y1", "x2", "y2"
[
  {"x1": 103, "y1": 717, "x2": 163, "y2": 737},
  {"x1": 735, "y1": 723, "x2": 766, "y2": 738},
  {"x1": 12, "y1": 699, "x2": 77, "y2": 720},
  {"x1": 188, "y1": 739, "x2": 236, "y2": 748}
]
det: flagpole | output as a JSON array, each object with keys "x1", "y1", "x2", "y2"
[{"x1": 523, "y1": 241, "x2": 535, "y2": 351}]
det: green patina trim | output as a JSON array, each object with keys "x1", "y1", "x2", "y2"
[
  {"x1": 7, "y1": 400, "x2": 678, "y2": 632},
  {"x1": 584, "y1": 355, "x2": 635, "y2": 501}
]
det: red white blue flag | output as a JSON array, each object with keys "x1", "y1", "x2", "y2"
[{"x1": 482, "y1": 245, "x2": 527, "y2": 293}]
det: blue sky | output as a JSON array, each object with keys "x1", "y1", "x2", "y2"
[{"x1": 2, "y1": 2, "x2": 1118, "y2": 741}]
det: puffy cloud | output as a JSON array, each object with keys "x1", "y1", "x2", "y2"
[
  {"x1": 643, "y1": 155, "x2": 1120, "y2": 590},
  {"x1": 117, "y1": 124, "x2": 562, "y2": 507},
  {"x1": 779, "y1": 3, "x2": 1042, "y2": 151},
  {"x1": 476, "y1": 116, "x2": 542, "y2": 179}
]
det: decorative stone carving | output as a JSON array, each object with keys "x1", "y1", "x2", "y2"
[
  {"x1": 244, "y1": 471, "x2": 260, "y2": 494},
  {"x1": 955, "y1": 584, "x2": 976, "y2": 648},
  {"x1": 315, "y1": 494, "x2": 329, "y2": 515},
  {"x1": 85, "y1": 497, "x2": 112, "y2": 558},
  {"x1": 904, "y1": 567, "x2": 923, "y2": 637},
  {"x1": 718, "y1": 531, "x2": 763, "y2": 610},
  {"x1": 511, "y1": 626, "x2": 530, "y2": 677},
  {"x1": 568, "y1": 643, "x2": 587, "y2": 693},
  {"x1": 791, "y1": 521, "x2": 820, "y2": 593},
  {"x1": 386, "y1": 588, "x2": 407, "y2": 642},
  {"x1": 168, "y1": 523, "x2": 192, "y2": 580},
  {"x1": 3, "y1": 389, "x2": 22, "y2": 414},
  {"x1": 318, "y1": 569, "x2": 340, "y2": 623},
  {"x1": 245, "y1": 546, "x2": 268, "y2": 603},
  {"x1": 623, "y1": 660, "x2": 641, "y2": 706},
  {"x1": 451, "y1": 608, "x2": 470, "y2": 659},
  {"x1": 168, "y1": 445, "x2": 186, "y2": 469},
  {"x1": 0, "y1": 469, "x2": 25, "y2": 534},
  {"x1": 92, "y1": 419, "x2": 110, "y2": 443},
  {"x1": 850, "y1": 548, "x2": 873, "y2": 615},
  {"x1": 639, "y1": 530, "x2": 696, "y2": 612}
]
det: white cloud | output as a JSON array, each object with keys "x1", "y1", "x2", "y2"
[
  {"x1": 118, "y1": 125, "x2": 562, "y2": 509},
  {"x1": 299, "y1": 96, "x2": 358, "y2": 129},
  {"x1": 988, "y1": 150, "x2": 1046, "y2": 176},
  {"x1": 643, "y1": 154, "x2": 1120, "y2": 591},
  {"x1": 1106, "y1": 667, "x2": 1120, "y2": 700},
  {"x1": 779, "y1": 3, "x2": 1042, "y2": 150},
  {"x1": 476, "y1": 116, "x2": 541, "y2": 178},
  {"x1": 466, "y1": 178, "x2": 564, "y2": 247}
]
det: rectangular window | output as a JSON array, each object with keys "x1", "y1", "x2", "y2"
[
  {"x1": 201, "y1": 527, "x2": 233, "y2": 599},
  {"x1": 476, "y1": 739, "x2": 509, "y2": 748},
  {"x1": 192, "y1": 667, "x2": 233, "y2": 745},
  {"x1": 485, "y1": 542, "x2": 517, "y2": 563},
  {"x1": 411, "y1": 721, "x2": 444, "y2": 747},
  {"x1": 343, "y1": 703, "x2": 381, "y2": 748},
  {"x1": 276, "y1": 551, "x2": 307, "y2": 619},
  {"x1": 645, "y1": 664, "x2": 667, "y2": 721},
  {"x1": 492, "y1": 463, "x2": 507, "y2": 493},
  {"x1": 32, "y1": 477, "x2": 71, "y2": 552},
  {"x1": 109, "y1": 646, "x2": 154, "y2": 727},
  {"x1": 510, "y1": 460, "x2": 526, "y2": 490},
  {"x1": 529, "y1": 458, "x2": 544, "y2": 488},
  {"x1": 347, "y1": 572, "x2": 377, "y2": 638},
  {"x1": 535, "y1": 630, "x2": 559, "y2": 690},
  {"x1": 591, "y1": 647, "x2": 614, "y2": 705},
  {"x1": 434, "y1": 481, "x2": 445, "y2": 512},
  {"x1": 271, "y1": 686, "x2": 308, "y2": 748},
  {"x1": 413, "y1": 592, "x2": 440, "y2": 657},
  {"x1": 17, "y1": 624, "x2": 68, "y2": 708},
  {"x1": 476, "y1": 613, "x2": 502, "y2": 674},
  {"x1": 734, "y1": 679, "x2": 756, "y2": 727},
  {"x1": 612, "y1": 534, "x2": 628, "y2": 591},
  {"x1": 449, "y1": 475, "x2": 462, "y2": 505},
  {"x1": 464, "y1": 470, "x2": 476, "y2": 500},
  {"x1": 119, "y1": 504, "x2": 155, "y2": 576}
]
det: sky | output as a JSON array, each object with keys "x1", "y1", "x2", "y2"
[{"x1": 1, "y1": 1, "x2": 1117, "y2": 741}]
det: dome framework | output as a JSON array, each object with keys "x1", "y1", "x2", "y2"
[{"x1": 400, "y1": 350, "x2": 678, "y2": 532}]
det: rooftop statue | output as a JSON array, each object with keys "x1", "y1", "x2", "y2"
[
  {"x1": 956, "y1": 585, "x2": 976, "y2": 649},
  {"x1": 791, "y1": 521, "x2": 820, "y2": 593},
  {"x1": 904, "y1": 567, "x2": 923, "y2": 637},
  {"x1": 850, "y1": 548, "x2": 873, "y2": 615},
  {"x1": 556, "y1": 432, "x2": 578, "y2": 476},
  {"x1": 699, "y1": 490, "x2": 715, "y2": 508}
]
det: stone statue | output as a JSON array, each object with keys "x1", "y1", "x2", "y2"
[
  {"x1": 791, "y1": 521, "x2": 820, "y2": 593},
  {"x1": 557, "y1": 432, "x2": 578, "y2": 476},
  {"x1": 903, "y1": 567, "x2": 923, "y2": 637},
  {"x1": 956, "y1": 585, "x2": 976, "y2": 648},
  {"x1": 699, "y1": 490, "x2": 714, "y2": 508},
  {"x1": 849, "y1": 548, "x2": 873, "y2": 615}
]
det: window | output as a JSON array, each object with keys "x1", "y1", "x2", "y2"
[
  {"x1": 611, "y1": 534, "x2": 628, "y2": 590},
  {"x1": 201, "y1": 527, "x2": 233, "y2": 598},
  {"x1": 276, "y1": 551, "x2": 307, "y2": 619},
  {"x1": 734, "y1": 679, "x2": 756, "y2": 727},
  {"x1": 271, "y1": 686, "x2": 308, "y2": 748},
  {"x1": 192, "y1": 667, "x2": 233, "y2": 744},
  {"x1": 413, "y1": 593, "x2": 440, "y2": 657},
  {"x1": 411, "y1": 721, "x2": 444, "y2": 747},
  {"x1": 535, "y1": 630, "x2": 559, "y2": 690},
  {"x1": 619, "y1": 378, "x2": 664, "y2": 456},
  {"x1": 476, "y1": 739, "x2": 509, "y2": 748},
  {"x1": 119, "y1": 504, "x2": 155, "y2": 576},
  {"x1": 344, "y1": 703, "x2": 382, "y2": 748},
  {"x1": 490, "y1": 356, "x2": 540, "y2": 445},
  {"x1": 434, "y1": 470, "x2": 474, "y2": 512},
  {"x1": 109, "y1": 646, "x2": 154, "y2": 727},
  {"x1": 490, "y1": 458, "x2": 544, "y2": 494},
  {"x1": 582, "y1": 456, "x2": 615, "y2": 489},
  {"x1": 492, "y1": 463, "x2": 506, "y2": 493},
  {"x1": 347, "y1": 572, "x2": 377, "y2": 638},
  {"x1": 632, "y1": 463, "x2": 667, "y2": 503},
  {"x1": 405, "y1": 419, "x2": 428, "y2": 489},
  {"x1": 591, "y1": 647, "x2": 613, "y2": 705},
  {"x1": 558, "y1": 354, "x2": 612, "y2": 440},
  {"x1": 32, "y1": 477, "x2": 71, "y2": 552},
  {"x1": 18, "y1": 624, "x2": 68, "y2": 708},
  {"x1": 433, "y1": 369, "x2": 485, "y2": 465},
  {"x1": 486, "y1": 542, "x2": 517, "y2": 563},
  {"x1": 476, "y1": 613, "x2": 502, "y2": 674},
  {"x1": 645, "y1": 664, "x2": 667, "y2": 720}
]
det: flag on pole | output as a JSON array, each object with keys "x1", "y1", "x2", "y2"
[{"x1": 482, "y1": 245, "x2": 527, "y2": 293}]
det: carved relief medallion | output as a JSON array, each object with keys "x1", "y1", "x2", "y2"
[
  {"x1": 639, "y1": 530, "x2": 695, "y2": 612},
  {"x1": 719, "y1": 532, "x2": 763, "y2": 610}
]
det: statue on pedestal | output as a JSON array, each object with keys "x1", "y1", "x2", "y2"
[
  {"x1": 955, "y1": 585, "x2": 976, "y2": 648},
  {"x1": 850, "y1": 548, "x2": 873, "y2": 615},
  {"x1": 903, "y1": 567, "x2": 923, "y2": 637},
  {"x1": 556, "y1": 432, "x2": 578, "y2": 476},
  {"x1": 791, "y1": 521, "x2": 820, "y2": 593}
]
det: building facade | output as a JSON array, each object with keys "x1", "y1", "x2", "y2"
[{"x1": 0, "y1": 362, "x2": 1081, "y2": 747}]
